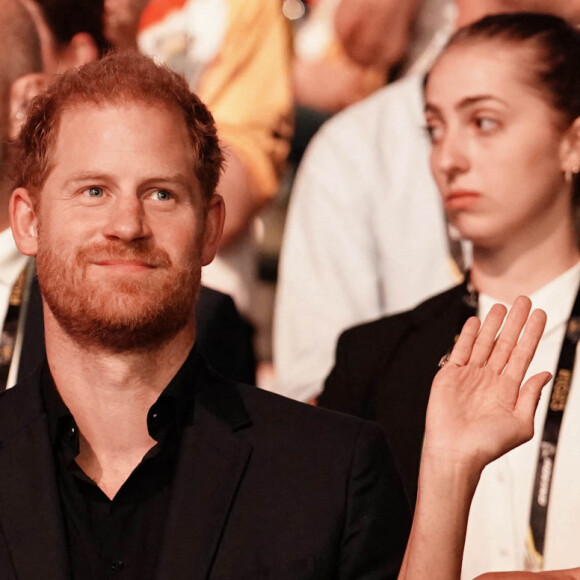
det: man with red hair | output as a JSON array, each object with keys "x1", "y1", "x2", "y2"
[{"x1": 4, "y1": 51, "x2": 410, "y2": 579}]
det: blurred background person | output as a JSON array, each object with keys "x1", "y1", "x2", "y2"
[
  {"x1": 320, "y1": 12, "x2": 580, "y2": 577},
  {"x1": 289, "y1": 0, "x2": 453, "y2": 165},
  {"x1": 273, "y1": 0, "x2": 580, "y2": 403},
  {"x1": 21, "y1": 0, "x2": 109, "y2": 75}
]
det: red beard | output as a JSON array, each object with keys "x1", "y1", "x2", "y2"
[{"x1": 36, "y1": 238, "x2": 201, "y2": 352}]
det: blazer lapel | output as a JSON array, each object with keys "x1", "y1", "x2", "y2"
[
  {"x1": 0, "y1": 377, "x2": 70, "y2": 580},
  {"x1": 154, "y1": 364, "x2": 252, "y2": 580},
  {"x1": 377, "y1": 284, "x2": 466, "y2": 506}
]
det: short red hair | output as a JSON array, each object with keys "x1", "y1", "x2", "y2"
[{"x1": 14, "y1": 50, "x2": 224, "y2": 203}]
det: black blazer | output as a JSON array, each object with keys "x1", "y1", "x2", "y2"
[
  {"x1": 319, "y1": 284, "x2": 466, "y2": 506},
  {"x1": 17, "y1": 279, "x2": 256, "y2": 385},
  {"x1": 0, "y1": 355, "x2": 411, "y2": 579}
]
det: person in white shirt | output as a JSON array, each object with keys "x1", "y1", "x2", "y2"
[
  {"x1": 273, "y1": 0, "x2": 580, "y2": 404},
  {"x1": 322, "y1": 11, "x2": 580, "y2": 577}
]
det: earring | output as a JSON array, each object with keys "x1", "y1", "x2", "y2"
[{"x1": 565, "y1": 167, "x2": 580, "y2": 184}]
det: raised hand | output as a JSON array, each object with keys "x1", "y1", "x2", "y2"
[{"x1": 423, "y1": 296, "x2": 551, "y2": 473}]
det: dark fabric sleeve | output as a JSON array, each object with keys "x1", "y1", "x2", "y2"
[
  {"x1": 319, "y1": 330, "x2": 366, "y2": 416},
  {"x1": 18, "y1": 275, "x2": 46, "y2": 383},
  {"x1": 339, "y1": 421, "x2": 411, "y2": 580},
  {"x1": 196, "y1": 287, "x2": 256, "y2": 385}
]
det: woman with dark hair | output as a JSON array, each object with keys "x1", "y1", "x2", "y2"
[{"x1": 320, "y1": 12, "x2": 580, "y2": 577}]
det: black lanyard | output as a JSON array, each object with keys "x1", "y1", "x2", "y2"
[
  {"x1": 454, "y1": 274, "x2": 580, "y2": 571},
  {"x1": 525, "y1": 283, "x2": 580, "y2": 571}
]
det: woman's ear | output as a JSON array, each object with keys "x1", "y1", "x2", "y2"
[
  {"x1": 10, "y1": 188, "x2": 39, "y2": 256},
  {"x1": 560, "y1": 117, "x2": 580, "y2": 176},
  {"x1": 8, "y1": 73, "x2": 47, "y2": 140}
]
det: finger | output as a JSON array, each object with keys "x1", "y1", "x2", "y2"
[
  {"x1": 503, "y1": 308, "x2": 547, "y2": 384},
  {"x1": 514, "y1": 371, "x2": 552, "y2": 439},
  {"x1": 468, "y1": 303, "x2": 508, "y2": 367},
  {"x1": 487, "y1": 296, "x2": 532, "y2": 373},
  {"x1": 447, "y1": 316, "x2": 481, "y2": 366}
]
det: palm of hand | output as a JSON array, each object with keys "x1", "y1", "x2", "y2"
[
  {"x1": 425, "y1": 363, "x2": 533, "y2": 471},
  {"x1": 422, "y1": 298, "x2": 550, "y2": 472}
]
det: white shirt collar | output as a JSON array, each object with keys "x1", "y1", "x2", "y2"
[
  {"x1": 478, "y1": 261, "x2": 580, "y2": 336},
  {"x1": 0, "y1": 228, "x2": 29, "y2": 289}
]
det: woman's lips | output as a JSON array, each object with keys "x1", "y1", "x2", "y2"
[{"x1": 444, "y1": 191, "x2": 481, "y2": 210}]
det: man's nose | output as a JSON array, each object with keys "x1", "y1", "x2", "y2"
[{"x1": 103, "y1": 195, "x2": 151, "y2": 241}]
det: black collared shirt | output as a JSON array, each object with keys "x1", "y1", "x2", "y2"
[{"x1": 41, "y1": 349, "x2": 201, "y2": 580}]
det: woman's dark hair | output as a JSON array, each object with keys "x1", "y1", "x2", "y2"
[
  {"x1": 432, "y1": 12, "x2": 580, "y2": 206},
  {"x1": 446, "y1": 12, "x2": 580, "y2": 123}
]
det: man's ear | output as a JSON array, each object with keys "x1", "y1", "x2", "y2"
[
  {"x1": 9, "y1": 73, "x2": 47, "y2": 140},
  {"x1": 201, "y1": 194, "x2": 225, "y2": 266},
  {"x1": 60, "y1": 33, "x2": 99, "y2": 70},
  {"x1": 560, "y1": 117, "x2": 580, "y2": 176},
  {"x1": 10, "y1": 188, "x2": 39, "y2": 256}
]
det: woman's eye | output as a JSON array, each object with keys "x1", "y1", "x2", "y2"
[
  {"x1": 476, "y1": 117, "x2": 498, "y2": 132},
  {"x1": 85, "y1": 186, "x2": 104, "y2": 197},
  {"x1": 151, "y1": 189, "x2": 172, "y2": 201},
  {"x1": 425, "y1": 124, "x2": 443, "y2": 143}
]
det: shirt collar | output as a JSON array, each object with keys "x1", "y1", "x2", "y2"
[
  {"x1": 0, "y1": 228, "x2": 29, "y2": 288},
  {"x1": 478, "y1": 261, "x2": 580, "y2": 336},
  {"x1": 42, "y1": 347, "x2": 203, "y2": 452}
]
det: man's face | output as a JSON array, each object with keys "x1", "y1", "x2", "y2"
[
  {"x1": 20, "y1": 101, "x2": 223, "y2": 350},
  {"x1": 456, "y1": 0, "x2": 580, "y2": 28}
]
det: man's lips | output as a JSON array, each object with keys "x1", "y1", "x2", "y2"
[
  {"x1": 93, "y1": 259, "x2": 157, "y2": 273},
  {"x1": 444, "y1": 191, "x2": 481, "y2": 210}
]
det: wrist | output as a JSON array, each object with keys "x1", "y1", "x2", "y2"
[{"x1": 419, "y1": 447, "x2": 483, "y2": 498}]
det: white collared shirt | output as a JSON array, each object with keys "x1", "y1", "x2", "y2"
[
  {"x1": 0, "y1": 228, "x2": 28, "y2": 335},
  {"x1": 462, "y1": 262, "x2": 580, "y2": 577}
]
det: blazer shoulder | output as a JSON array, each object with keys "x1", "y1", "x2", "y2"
[
  {"x1": 236, "y1": 380, "x2": 379, "y2": 440},
  {"x1": 319, "y1": 284, "x2": 464, "y2": 415},
  {"x1": 337, "y1": 284, "x2": 464, "y2": 368},
  {"x1": 0, "y1": 371, "x2": 44, "y2": 440}
]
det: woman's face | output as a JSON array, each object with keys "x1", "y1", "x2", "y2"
[{"x1": 425, "y1": 40, "x2": 575, "y2": 249}]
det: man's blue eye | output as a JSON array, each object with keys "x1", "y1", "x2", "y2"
[
  {"x1": 153, "y1": 190, "x2": 171, "y2": 201},
  {"x1": 87, "y1": 187, "x2": 103, "y2": 197}
]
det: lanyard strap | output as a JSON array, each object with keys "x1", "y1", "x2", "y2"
[
  {"x1": 453, "y1": 274, "x2": 580, "y2": 571},
  {"x1": 524, "y1": 284, "x2": 580, "y2": 571}
]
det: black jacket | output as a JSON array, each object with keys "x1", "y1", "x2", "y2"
[
  {"x1": 0, "y1": 353, "x2": 410, "y2": 579},
  {"x1": 319, "y1": 284, "x2": 466, "y2": 505}
]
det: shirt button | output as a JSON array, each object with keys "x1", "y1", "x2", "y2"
[{"x1": 110, "y1": 559, "x2": 124, "y2": 572}]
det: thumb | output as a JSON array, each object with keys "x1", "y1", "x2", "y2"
[{"x1": 514, "y1": 371, "x2": 552, "y2": 436}]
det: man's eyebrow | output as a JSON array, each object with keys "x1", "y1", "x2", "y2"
[
  {"x1": 139, "y1": 173, "x2": 196, "y2": 188},
  {"x1": 63, "y1": 172, "x2": 196, "y2": 187},
  {"x1": 63, "y1": 171, "x2": 115, "y2": 185}
]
